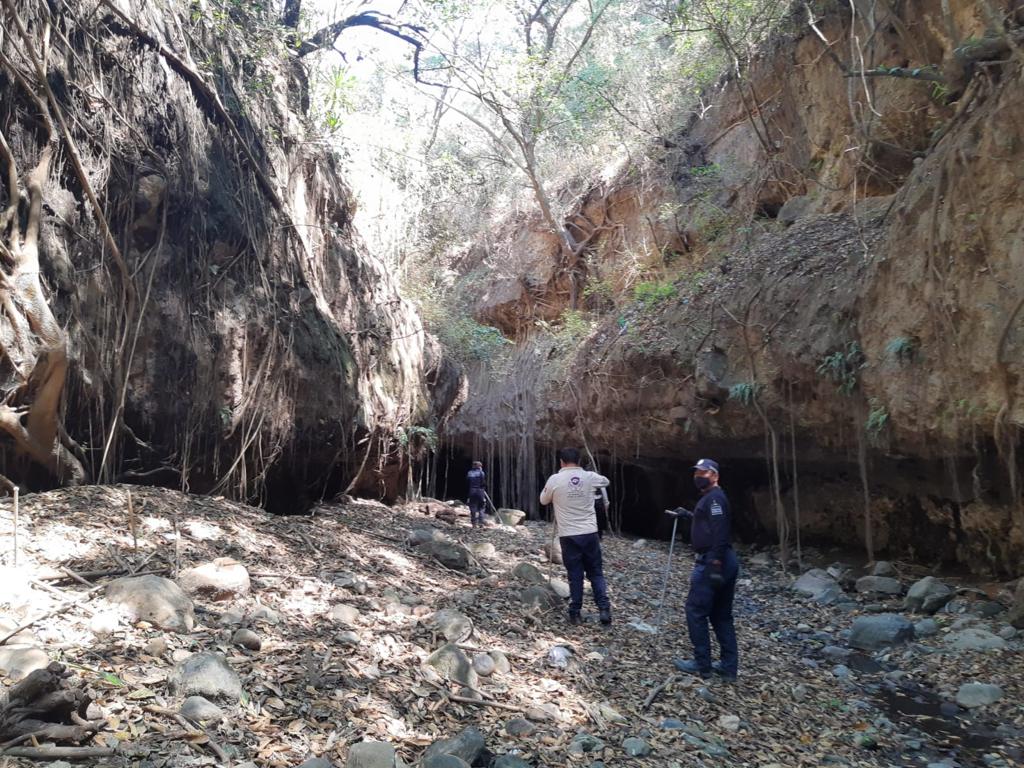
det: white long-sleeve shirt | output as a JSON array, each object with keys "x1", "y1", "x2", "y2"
[{"x1": 539, "y1": 467, "x2": 610, "y2": 537}]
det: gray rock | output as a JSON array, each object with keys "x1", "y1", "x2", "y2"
[
  {"x1": 424, "y1": 727, "x2": 485, "y2": 764},
  {"x1": 855, "y1": 576, "x2": 902, "y2": 596},
  {"x1": 525, "y1": 704, "x2": 558, "y2": 722},
  {"x1": 549, "y1": 578, "x2": 571, "y2": 599},
  {"x1": 328, "y1": 604, "x2": 361, "y2": 626},
  {"x1": 468, "y1": 542, "x2": 496, "y2": 558},
  {"x1": 168, "y1": 652, "x2": 243, "y2": 701},
  {"x1": 567, "y1": 733, "x2": 605, "y2": 754},
  {"x1": 505, "y1": 717, "x2": 536, "y2": 737},
  {"x1": 492, "y1": 757, "x2": 531, "y2": 768},
  {"x1": 914, "y1": 618, "x2": 939, "y2": 637},
  {"x1": 947, "y1": 627, "x2": 1007, "y2": 651},
  {"x1": 660, "y1": 718, "x2": 685, "y2": 729},
  {"x1": 489, "y1": 650, "x2": 511, "y2": 674},
  {"x1": 905, "y1": 577, "x2": 953, "y2": 614},
  {"x1": 231, "y1": 628, "x2": 261, "y2": 651},
  {"x1": 822, "y1": 646, "x2": 851, "y2": 660},
  {"x1": 106, "y1": 575, "x2": 195, "y2": 633},
  {"x1": 511, "y1": 561, "x2": 547, "y2": 585},
  {"x1": 973, "y1": 601, "x2": 1006, "y2": 618},
  {"x1": 997, "y1": 625, "x2": 1017, "y2": 640},
  {"x1": 346, "y1": 741, "x2": 396, "y2": 768},
  {"x1": 621, "y1": 737, "x2": 651, "y2": 757},
  {"x1": 791, "y1": 684, "x2": 808, "y2": 702},
  {"x1": 956, "y1": 683, "x2": 1003, "y2": 708},
  {"x1": 424, "y1": 644, "x2": 478, "y2": 688},
  {"x1": 336, "y1": 630, "x2": 361, "y2": 646},
  {"x1": 496, "y1": 508, "x2": 526, "y2": 526},
  {"x1": 144, "y1": 636, "x2": 168, "y2": 656},
  {"x1": 1008, "y1": 578, "x2": 1024, "y2": 628},
  {"x1": 293, "y1": 758, "x2": 334, "y2": 768},
  {"x1": 333, "y1": 572, "x2": 370, "y2": 595},
  {"x1": 792, "y1": 569, "x2": 842, "y2": 604},
  {"x1": 180, "y1": 695, "x2": 225, "y2": 723},
  {"x1": 777, "y1": 195, "x2": 811, "y2": 226},
  {"x1": 832, "y1": 664, "x2": 852, "y2": 679},
  {"x1": 0, "y1": 646, "x2": 49, "y2": 681},
  {"x1": 178, "y1": 558, "x2": 250, "y2": 601},
  {"x1": 521, "y1": 585, "x2": 561, "y2": 610},
  {"x1": 421, "y1": 756, "x2": 469, "y2": 768},
  {"x1": 547, "y1": 645, "x2": 572, "y2": 669},
  {"x1": 472, "y1": 653, "x2": 495, "y2": 677},
  {"x1": 718, "y1": 714, "x2": 741, "y2": 732},
  {"x1": 420, "y1": 540, "x2": 473, "y2": 571},
  {"x1": 871, "y1": 561, "x2": 897, "y2": 577},
  {"x1": 848, "y1": 614, "x2": 915, "y2": 650},
  {"x1": 431, "y1": 609, "x2": 474, "y2": 642}
]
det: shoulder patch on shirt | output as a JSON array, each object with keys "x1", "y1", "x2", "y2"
[{"x1": 710, "y1": 501, "x2": 724, "y2": 516}]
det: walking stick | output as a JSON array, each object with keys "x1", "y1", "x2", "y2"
[
  {"x1": 654, "y1": 508, "x2": 690, "y2": 632},
  {"x1": 482, "y1": 490, "x2": 499, "y2": 515}
]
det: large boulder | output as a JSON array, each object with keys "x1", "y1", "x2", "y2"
[
  {"x1": 423, "y1": 727, "x2": 486, "y2": 765},
  {"x1": 855, "y1": 576, "x2": 902, "y2": 596},
  {"x1": 347, "y1": 741, "x2": 397, "y2": 768},
  {"x1": 430, "y1": 609, "x2": 474, "y2": 642},
  {"x1": 848, "y1": 614, "x2": 915, "y2": 650},
  {"x1": 496, "y1": 508, "x2": 526, "y2": 526},
  {"x1": 177, "y1": 558, "x2": 250, "y2": 601},
  {"x1": 955, "y1": 683, "x2": 1003, "y2": 708},
  {"x1": 419, "y1": 540, "x2": 473, "y2": 571},
  {"x1": 105, "y1": 575, "x2": 195, "y2": 633},
  {"x1": 511, "y1": 561, "x2": 547, "y2": 585},
  {"x1": 904, "y1": 577, "x2": 953, "y2": 614},
  {"x1": 168, "y1": 652, "x2": 243, "y2": 702},
  {"x1": 424, "y1": 644, "x2": 478, "y2": 689},
  {"x1": 792, "y1": 569, "x2": 842, "y2": 604},
  {"x1": 520, "y1": 585, "x2": 562, "y2": 610},
  {"x1": 946, "y1": 627, "x2": 1007, "y2": 651}
]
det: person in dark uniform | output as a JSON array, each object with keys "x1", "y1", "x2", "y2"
[
  {"x1": 673, "y1": 458, "x2": 739, "y2": 681},
  {"x1": 467, "y1": 461, "x2": 487, "y2": 527}
]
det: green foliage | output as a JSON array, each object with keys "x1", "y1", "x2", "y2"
[
  {"x1": 439, "y1": 316, "x2": 510, "y2": 364},
  {"x1": 552, "y1": 309, "x2": 595, "y2": 349},
  {"x1": 634, "y1": 280, "x2": 677, "y2": 308},
  {"x1": 817, "y1": 342, "x2": 865, "y2": 396},
  {"x1": 865, "y1": 400, "x2": 889, "y2": 441},
  {"x1": 690, "y1": 163, "x2": 721, "y2": 178},
  {"x1": 729, "y1": 381, "x2": 758, "y2": 406},
  {"x1": 885, "y1": 335, "x2": 917, "y2": 363},
  {"x1": 583, "y1": 278, "x2": 614, "y2": 303},
  {"x1": 399, "y1": 426, "x2": 438, "y2": 459}
]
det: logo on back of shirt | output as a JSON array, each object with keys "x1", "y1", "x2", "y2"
[
  {"x1": 710, "y1": 501, "x2": 723, "y2": 516},
  {"x1": 570, "y1": 476, "x2": 581, "y2": 486}
]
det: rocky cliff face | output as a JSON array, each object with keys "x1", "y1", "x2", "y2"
[
  {"x1": 447, "y1": 0, "x2": 1024, "y2": 574},
  {"x1": 0, "y1": 0, "x2": 459, "y2": 509}
]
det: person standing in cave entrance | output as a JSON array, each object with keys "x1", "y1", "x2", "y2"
[
  {"x1": 672, "y1": 458, "x2": 740, "y2": 681},
  {"x1": 466, "y1": 461, "x2": 487, "y2": 527},
  {"x1": 540, "y1": 448, "x2": 612, "y2": 625}
]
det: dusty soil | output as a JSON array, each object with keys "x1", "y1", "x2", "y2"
[{"x1": 1, "y1": 488, "x2": 1021, "y2": 766}]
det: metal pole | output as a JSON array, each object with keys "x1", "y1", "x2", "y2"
[{"x1": 654, "y1": 514, "x2": 680, "y2": 632}]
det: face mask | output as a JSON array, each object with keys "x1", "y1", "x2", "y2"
[{"x1": 694, "y1": 476, "x2": 712, "y2": 491}]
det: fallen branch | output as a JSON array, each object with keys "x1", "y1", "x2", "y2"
[
  {"x1": 0, "y1": 746, "x2": 117, "y2": 759},
  {"x1": 641, "y1": 673, "x2": 676, "y2": 711}
]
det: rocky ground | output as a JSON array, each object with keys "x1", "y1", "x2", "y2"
[{"x1": 0, "y1": 486, "x2": 1022, "y2": 767}]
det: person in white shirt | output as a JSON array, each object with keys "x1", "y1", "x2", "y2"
[{"x1": 539, "y1": 447, "x2": 612, "y2": 625}]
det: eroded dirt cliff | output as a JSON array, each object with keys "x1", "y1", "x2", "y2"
[
  {"x1": 447, "y1": 1, "x2": 1024, "y2": 574},
  {"x1": 0, "y1": 0, "x2": 460, "y2": 508}
]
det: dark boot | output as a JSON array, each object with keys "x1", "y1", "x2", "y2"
[
  {"x1": 599, "y1": 606, "x2": 612, "y2": 625},
  {"x1": 674, "y1": 658, "x2": 712, "y2": 679},
  {"x1": 567, "y1": 610, "x2": 582, "y2": 626}
]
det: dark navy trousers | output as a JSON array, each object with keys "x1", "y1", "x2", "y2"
[
  {"x1": 468, "y1": 490, "x2": 486, "y2": 524},
  {"x1": 559, "y1": 532, "x2": 610, "y2": 612},
  {"x1": 685, "y1": 548, "x2": 739, "y2": 675}
]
